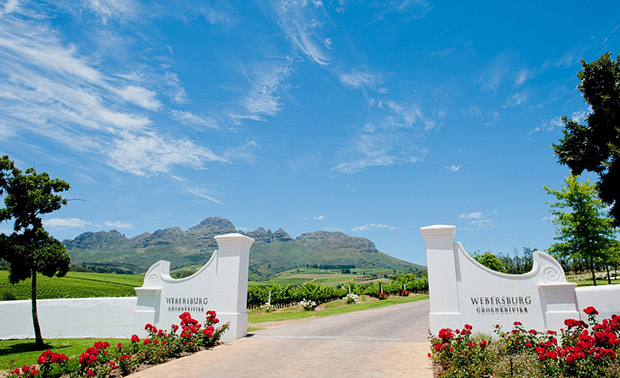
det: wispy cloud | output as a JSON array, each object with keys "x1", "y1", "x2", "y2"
[
  {"x1": 186, "y1": 187, "x2": 224, "y2": 205},
  {"x1": 515, "y1": 69, "x2": 531, "y2": 87},
  {"x1": 459, "y1": 212, "x2": 484, "y2": 220},
  {"x1": 352, "y1": 223, "x2": 397, "y2": 232},
  {"x1": 85, "y1": 0, "x2": 140, "y2": 24},
  {"x1": 445, "y1": 164, "x2": 461, "y2": 172},
  {"x1": 170, "y1": 110, "x2": 218, "y2": 128},
  {"x1": 104, "y1": 220, "x2": 133, "y2": 228},
  {"x1": 332, "y1": 98, "x2": 436, "y2": 174},
  {"x1": 235, "y1": 60, "x2": 293, "y2": 121},
  {"x1": 0, "y1": 13, "x2": 223, "y2": 177},
  {"x1": 338, "y1": 69, "x2": 384, "y2": 91},
  {"x1": 118, "y1": 86, "x2": 161, "y2": 111},
  {"x1": 108, "y1": 133, "x2": 225, "y2": 176},
  {"x1": 269, "y1": 0, "x2": 331, "y2": 65},
  {"x1": 44, "y1": 218, "x2": 94, "y2": 229},
  {"x1": 313, "y1": 215, "x2": 327, "y2": 221},
  {"x1": 530, "y1": 110, "x2": 587, "y2": 134},
  {"x1": 459, "y1": 211, "x2": 495, "y2": 230},
  {"x1": 503, "y1": 92, "x2": 527, "y2": 108},
  {"x1": 480, "y1": 55, "x2": 509, "y2": 91}
]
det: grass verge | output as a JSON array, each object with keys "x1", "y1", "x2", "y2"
[
  {"x1": 0, "y1": 338, "x2": 128, "y2": 371},
  {"x1": 247, "y1": 294, "x2": 428, "y2": 324}
]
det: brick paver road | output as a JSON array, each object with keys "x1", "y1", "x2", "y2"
[{"x1": 129, "y1": 299, "x2": 432, "y2": 378}]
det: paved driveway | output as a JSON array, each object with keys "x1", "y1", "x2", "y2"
[{"x1": 129, "y1": 299, "x2": 432, "y2": 378}]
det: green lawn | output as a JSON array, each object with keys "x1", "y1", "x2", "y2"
[
  {"x1": 0, "y1": 271, "x2": 144, "y2": 301},
  {"x1": 0, "y1": 338, "x2": 128, "y2": 370},
  {"x1": 569, "y1": 278, "x2": 620, "y2": 287},
  {"x1": 247, "y1": 293, "x2": 428, "y2": 324}
]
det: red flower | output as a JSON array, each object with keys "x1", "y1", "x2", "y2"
[
  {"x1": 143, "y1": 338, "x2": 151, "y2": 345},
  {"x1": 117, "y1": 342, "x2": 122, "y2": 348},
  {"x1": 584, "y1": 306, "x2": 599, "y2": 316},
  {"x1": 29, "y1": 367, "x2": 38, "y2": 376},
  {"x1": 427, "y1": 352, "x2": 431, "y2": 358},
  {"x1": 86, "y1": 369, "x2": 94, "y2": 377},
  {"x1": 22, "y1": 365, "x2": 30, "y2": 374},
  {"x1": 202, "y1": 326, "x2": 214, "y2": 338},
  {"x1": 13, "y1": 368, "x2": 19, "y2": 374},
  {"x1": 513, "y1": 321, "x2": 522, "y2": 326},
  {"x1": 131, "y1": 334, "x2": 140, "y2": 343},
  {"x1": 464, "y1": 324, "x2": 473, "y2": 330},
  {"x1": 37, "y1": 351, "x2": 48, "y2": 365}
]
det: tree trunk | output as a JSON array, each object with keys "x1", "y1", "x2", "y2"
[
  {"x1": 606, "y1": 264, "x2": 612, "y2": 284},
  {"x1": 31, "y1": 270, "x2": 44, "y2": 348},
  {"x1": 591, "y1": 263, "x2": 597, "y2": 286}
]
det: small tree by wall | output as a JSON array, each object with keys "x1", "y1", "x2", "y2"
[
  {"x1": 544, "y1": 175, "x2": 617, "y2": 286},
  {"x1": 0, "y1": 155, "x2": 71, "y2": 347}
]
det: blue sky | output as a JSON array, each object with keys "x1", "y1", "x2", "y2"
[{"x1": 0, "y1": 0, "x2": 618, "y2": 266}]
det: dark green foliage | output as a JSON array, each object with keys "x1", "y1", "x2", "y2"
[
  {"x1": 553, "y1": 53, "x2": 620, "y2": 226},
  {"x1": 0, "y1": 155, "x2": 71, "y2": 347}
]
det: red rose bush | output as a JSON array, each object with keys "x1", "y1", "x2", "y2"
[
  {"x1": 429, "y1": 306, "x2": 620, "y2": 377},
  {"x1": 6, "y1": 310, "x2": 229, "y2": 378}
]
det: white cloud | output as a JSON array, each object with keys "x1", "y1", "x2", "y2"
[
  {"x1": 480, "y1": 54, "x2": 509, "y2": 91},
  {"x1": 459, "y1": 212, "x2": 483, "y2": 220},
  {"x1": 459, "y1": 211, "x2": 495, "y2": 230},
  {"x1": 237, "y1": 60, "x2": 293, "y2": 121},
  {"x1": 445, "y1": 164, "x2": 461, "y2": 172},
  {"x1": 313, "y1": 215, "x2": 327, "y2": 220},
  {"x1": 503, "y1": 92, "x2": 527, "y2": 108},
  {"x1": 530, "y1": 109, "x2": 589, "y2": 134},
  {"x1": 118, "y1": 86, "x2": 161, "y2": 111},
  {"x1": 269, "y1": 0, "x2": 331, "y2": 65},
  {"x1": 530, "y1": 116, "x2": 564, "y2": 134},
  {"x1": 108, "y1": 132, "x2": 226, "y2": 177},
  {"x1": 0, "y1": 123, "x2": 16, "y2": 141},
  {"x1": 170, "y1": 110, "x2": 217, "y2": 128},
  {"x1": 164, "y1": 71, "x2": 188, "y2": 104},
  {"x1": 0, "y1": 14, "x2": 222, "y2": 177},
  {"x1": 104, "y1": 220, "x2": 133, "y2": 229},
  {"x1": 44, "y1": 218, "x2": 93, "y2": 228},
  {"x1": 339, "y1": 69, "x2": 383, "y2": 90},
  {"x1": 469, "y1": 219, "x2": 495, "y2": 229},
  {"x1": 352, "y1": 223, "x2": 397, "y2": 232},
  {"x1": 1, "y1": 0, "x2": 20, "y2": 15},
  {"x1": 515, "y1": 69, "x2": 531, "y2": 87},
  {"x1": 332, "y1": 98, "x2": 436, "y2": 174},
  {"x1": 85, "y1": 0, "x2": 139, "y2": 24},
  {"x1": 186, "y1": 187, "x2": 224, "y2": 205},
  {"x1": 223, "y1": 140, "x2": 259, "y2": 163}
]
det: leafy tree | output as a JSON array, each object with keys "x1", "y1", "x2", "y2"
[
  {"x1": 472, "y1": 251, "x2": 506, "y2": 273},
  {"x1": 553, "y1": 52, "x2": 620, "y2": 226},
  {"x1": 544, "y1": 175, "x2": 617, "y2": 285},
  {"x1": 0, "y1": 155, "x2": 70, "y2": 347}
]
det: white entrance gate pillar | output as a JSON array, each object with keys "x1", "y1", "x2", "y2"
[
  {"x1": 420, "y1": 225, "x2": 461, "y2": 332},
  {"x1": 421, "y1": 224, "x2": 581, "y2": 335},
  {"x1": 132, "y1": 233, "x2": 254, "y2": 342}
]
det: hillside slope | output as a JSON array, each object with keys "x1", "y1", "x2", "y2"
[{"x1": 64, "y1": 217, "x2": 425, "y2": 279}]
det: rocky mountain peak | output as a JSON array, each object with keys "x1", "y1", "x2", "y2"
[{"x1": 186, "y1": 217, "x2": 237, "y2": 234}]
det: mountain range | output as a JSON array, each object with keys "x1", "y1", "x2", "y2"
[{"x1": 63, "y1": 217, "x2": 425, "y2": 280}]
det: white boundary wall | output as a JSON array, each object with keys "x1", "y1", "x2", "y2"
[
  {"x1": 0, "y1": 297, "x2": 136, "y2": 339},
  {"x1": 0, "y1": 233, "x2": 253, "y2": 342},
  {"x1": 421, "y1": 225, "x2": 620, "y2": 335}
]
